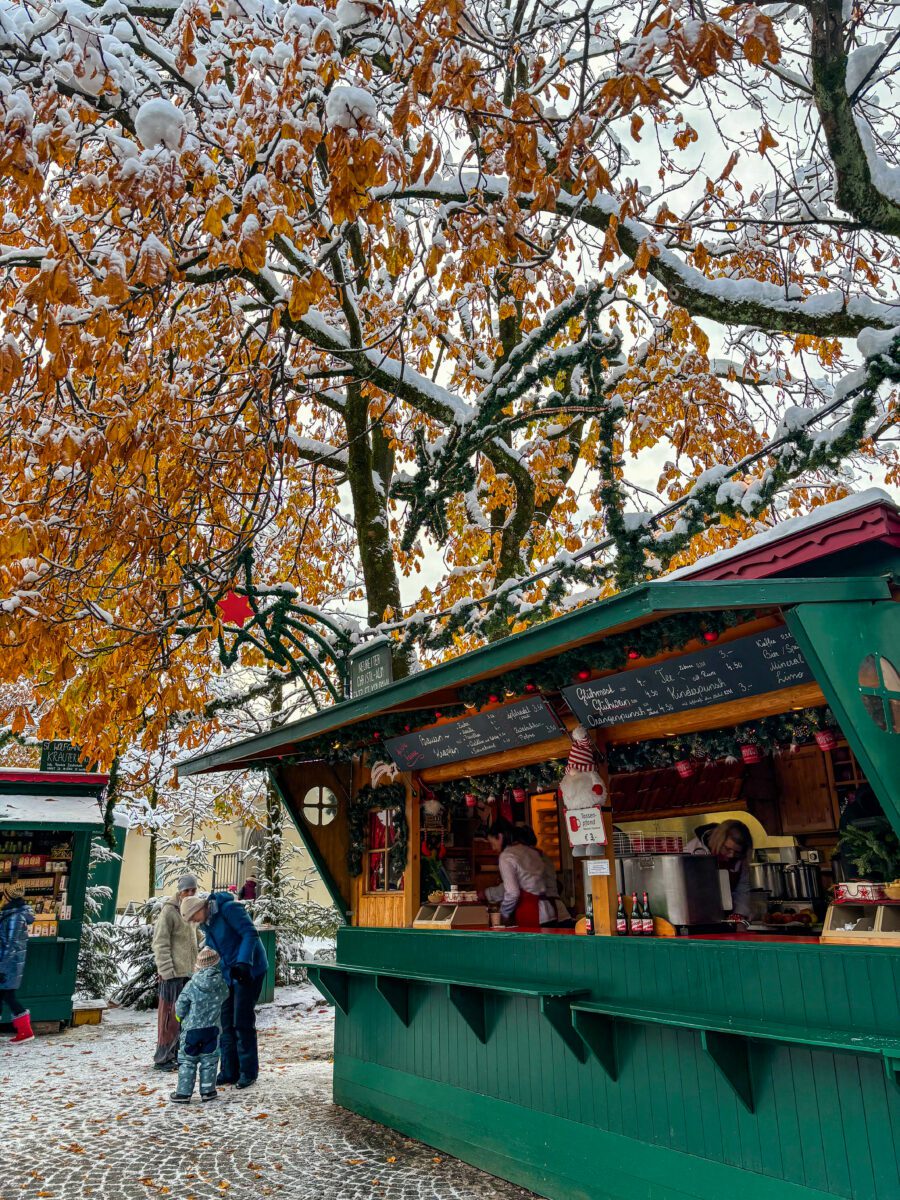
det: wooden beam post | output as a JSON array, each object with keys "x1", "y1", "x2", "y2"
[{"x1": 588, "y1": 732, "x2": 618, "y2": 936}]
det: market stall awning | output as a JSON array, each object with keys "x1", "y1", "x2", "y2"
[
  {"x1": 176, "y1": 575, "x2": 891, "y2": 777},
  {"x1": 0, "y1": 793, "x2": 107, "y2": 831}
]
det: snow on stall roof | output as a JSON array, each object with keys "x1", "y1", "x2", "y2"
[
  {"x1": 663, "y1": 488, "x2": 897, "y2": 581},
  {"x1": 0, "y1": 792, "x2": 107, "y2": 827}
]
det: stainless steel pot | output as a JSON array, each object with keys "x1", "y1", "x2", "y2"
[
  {"x1": 749, "y1": 861, "x2": 787, "y2": 898},
  {"x1": 783, "y1": 863, "x2": 821, "y2": 900}
]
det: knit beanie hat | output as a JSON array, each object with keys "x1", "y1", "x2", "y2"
[
  {"x1": 195, "y1": 947, "x2": 221, "y2": 971},
  {"x1": 177, "y1": 873, "x2": 199, "y2": 893},
  {"x1": 565, "y1": 725, "x2": 599, "y2": 774},
  {"x1": 3, "y1": 880, "x2": 25, "y2": 902},
  {"x1": 180, "y1": 893, "x2": 209, "y2": 921}
]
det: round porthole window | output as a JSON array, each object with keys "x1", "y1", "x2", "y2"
[{"x1": 302, "y1": 785, "x2": 338, "y2": 826}]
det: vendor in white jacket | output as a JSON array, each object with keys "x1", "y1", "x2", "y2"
[
  {"x1": 484, "y1": 821, "x2": 561, "y2": 928},
  {"x1": 684, "y1": 819, "x2": 753, "y2": 923}
]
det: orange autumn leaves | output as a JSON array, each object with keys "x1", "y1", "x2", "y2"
[{"x1": 0, "y1": 0, "x2": 891, "y2": 773}]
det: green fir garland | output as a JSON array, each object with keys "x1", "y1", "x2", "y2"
[
  {"x1": 607, "y1": 707, "x2": 838, "y2": 773},
  {"x1": 263, "y1": 611, "x2": 753, "y2": 768},
  {"x1": 455, "y1": 609, "x2": 749, "y2": 710},
  {"x1": 436, "y1": 759, "x2": 567, "y2": 813},
  {"x1": 347, "y1": 783, "x2": 409, "y2": 880}
]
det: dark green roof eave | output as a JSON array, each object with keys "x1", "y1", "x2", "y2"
[{"x1": 175, "y1": 575, "x2": 891, "y2": 776}]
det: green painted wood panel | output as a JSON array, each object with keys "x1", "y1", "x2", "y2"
[
  {"x1": 785, "y1": 600, "x2": 900, "y2": 840},
  {"x1": 5, "y1": 830, "x2": 95, "y2": 1026},
  {"x1": 16, "y1": 938, "x2": 81, "y2": 1023},
  {"x1": 329, "y1": 929, "x2": 900, "y2": 1200}
]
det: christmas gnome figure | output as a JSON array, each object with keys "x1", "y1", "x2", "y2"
[{"x1": 560, "y1": 725, "x2": 608, "y2": 846}]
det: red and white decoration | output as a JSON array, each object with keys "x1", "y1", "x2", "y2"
[
  {"x1": 559, "y1": 725, "x2": 608, "y2": 848},
  {"x1": 371, "y1": 760, "x2": 400, "y2": 788}
]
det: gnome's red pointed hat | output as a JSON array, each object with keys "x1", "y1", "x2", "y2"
[
  {"x1": 565, "y1": 725, "x2": 599, "y2": 773},
  {"x1": 560, "y1": 725, "x2": 607, "y2": 810}
]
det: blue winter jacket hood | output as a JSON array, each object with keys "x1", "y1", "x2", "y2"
[
  {"x1": 0, "y1": 898, "x2": 35, "y2": 989},
  {"x1": 199, "y1": 892, "x2": 268, "y2": 985},
  {"x1": 175, "y1": 965, "x2": 229, "y2": 1032}
]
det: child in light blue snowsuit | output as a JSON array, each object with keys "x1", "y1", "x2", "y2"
[{"x1": 172, "y1": 946, "x2": 229, "y2": 1102}]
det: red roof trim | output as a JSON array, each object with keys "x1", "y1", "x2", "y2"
[
  {"x1": 683, "y1": 502, "x2": 900, "y2": 581},
  {"x1": 0, "y1": 770, "x2": 109, "y2": 786}
]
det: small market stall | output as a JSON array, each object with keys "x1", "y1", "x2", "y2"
[
  {"x1": 179, "y1": 490, "x2": 900, "y2": 1200},
  {"x1": 0, "y1": 766, "x2": 124, "y2": 1029}
]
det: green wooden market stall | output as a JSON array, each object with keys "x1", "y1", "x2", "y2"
[
  {"x1": 179, "y1": 491, "x2": 900, "y2": 1200},
  {"x1": 0, "y1": 767, "x2": 124, "y2": 1028}
]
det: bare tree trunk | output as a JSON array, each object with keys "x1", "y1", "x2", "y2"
[
  {"x1": 344, "y1": 382, "x2": 413, "y2": 676},
  {"x1": 147, "y1": 786, "x2": 158, "y2": 897}
]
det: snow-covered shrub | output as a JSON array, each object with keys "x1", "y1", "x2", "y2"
[
  {"x1": 75, "y1": 839, "x2": 121, "y2": 1001},
  {"x1": 113, "y1": 897, "x2": 164, "y2": 1010}
]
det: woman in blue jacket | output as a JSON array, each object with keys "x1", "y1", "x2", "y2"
[
  {"x1": 0, "y1": 880, "x2": 35, "y2": 1044},
  {"x1": 181, "y1": 891, "x2": 268, "y2": 1089}
]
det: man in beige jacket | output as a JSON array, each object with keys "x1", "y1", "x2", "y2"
[{"x1": 152, "y1": 873, "x2": 200, "y2": 1069}]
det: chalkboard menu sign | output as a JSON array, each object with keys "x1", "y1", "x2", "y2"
[
  {"x1": 562, "y1": 626, "x2": 812, "y2": 729},
  {"x1": 386, "y1": 697, "x2": 563, "y2": 771},
  {"x1": 40, "y1": 740, "x2": 87, "y2": 773},
  {"x1": 349, "y1": 641, "x2": 393, "y2": 699}
]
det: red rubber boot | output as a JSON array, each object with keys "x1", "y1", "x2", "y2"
[{"x1": 10, "y1": 1011, "x2": 34, "y2": 1043}]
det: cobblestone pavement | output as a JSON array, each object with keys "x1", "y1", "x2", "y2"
[{"x1": 2, "y1": 994, "x2": 537, "y2": 1200}]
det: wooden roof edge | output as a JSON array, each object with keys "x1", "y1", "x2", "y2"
[{"x1": 176, "y1": 575, "x2": 892, "y2": 777}]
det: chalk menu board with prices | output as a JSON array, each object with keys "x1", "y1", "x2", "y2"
[
  {"x1": 385, "y1": 698, "x2": 563, "y2": 771},
  {"x1": 561, "y1": 626, "x2": 813, "y2": 729}
]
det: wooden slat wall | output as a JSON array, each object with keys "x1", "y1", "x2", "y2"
[{"x1": 332, "y1": 928, "x2": 900, "y2": 1200}]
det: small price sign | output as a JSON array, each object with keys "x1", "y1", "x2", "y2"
[
  {"x1": 564, "y1": 805, "x2": 608, "y2": 848},
  {"x1": 586, "y1": 859, "x2": 611, "y2": 877}
]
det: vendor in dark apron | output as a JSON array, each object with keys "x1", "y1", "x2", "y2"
[{"x1": 484, "y1": 822, "x2": 558, "y2": 927}]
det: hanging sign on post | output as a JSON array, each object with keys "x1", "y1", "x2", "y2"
[
  {"x1": 566, "y1": 805, "x2": 608, "y2": 848},
  {"x1": 349, "y1": 640, "x2": 394, "y2": 699}
]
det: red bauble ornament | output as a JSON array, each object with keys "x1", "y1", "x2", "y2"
[
  {"x1": 576, "y1": 668, "x2": 592, "y2": 682},
  {"x1": 434, "y1": 710, "x2": 443, "y2": 719},
  {"x1": 627, "y1": 649, "x2": 640, "y2": 660},
  {"x1": 217, "y1": 590, "x2": 253, "y2": 628},
  {"x1": 372, "y1": 731, "x2": 381, "y2": 740},
  {"x1": 524, "y1": 682, "x2": 537, "y2": 693},
  {"x1": 702, "y1": 630, "x2": 719, "y2": 643},
  {"x1": 488, "y1": 693, "x2": 500, "y2": 704}
]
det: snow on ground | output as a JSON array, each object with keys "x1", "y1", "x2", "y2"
[{"x1": 3, "y1": 987, "x2": 535, "y2": 1200}]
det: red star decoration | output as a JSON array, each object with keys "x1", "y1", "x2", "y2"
[{"x1": 217, "y1": 590, "x2": 254, "y2": 628}]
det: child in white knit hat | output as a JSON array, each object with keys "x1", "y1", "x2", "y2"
[{"x1": 171, "y1": 946, "x2": 229, "y2": 1102}]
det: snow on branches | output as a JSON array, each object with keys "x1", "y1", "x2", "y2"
[{"x1": 0, "y1": 0, "x2": 898, "y2": 763}]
